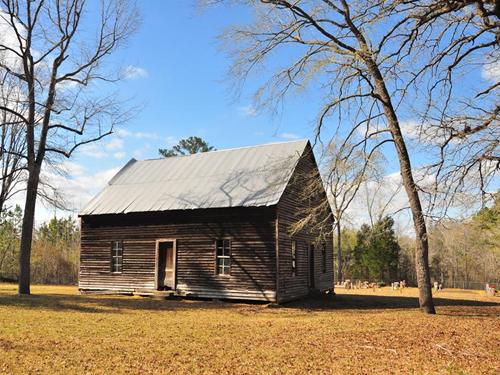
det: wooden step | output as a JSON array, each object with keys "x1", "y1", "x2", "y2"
[{"x1": 134, "y1": 289, "x2": 176, "y2": 299}]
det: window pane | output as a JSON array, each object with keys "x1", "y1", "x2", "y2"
[
  {"x1": 111, "y1": 241, "x2": 123, "y2": 273},
  {"x1": 216, "y1": 240, "x2": 223, "y2": 256},
  {"x1": 216, "y1": 239, "x2": 231, "y2": 275},
  {"x1": 113, "y1": 241, "x2": 123, "y2": 256},
  {"x1": 218, "y1": 265, "x2": 230, "y2": 275}
]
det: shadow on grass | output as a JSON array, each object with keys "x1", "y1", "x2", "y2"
[
  {"x1": 0, "y1": 289, "x2": 498, "y2": 315},
  {"x1": 0, "y1": 291, "x2": 240, "y2": 314},
  {"x1": 283, "y1": 292, "x2": 500, "y2": 315}
]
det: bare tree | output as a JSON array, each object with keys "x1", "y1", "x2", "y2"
[
  {"x1": 219, "y1": 0, "x2": 443, "y2": 312},
  {"x1": 321, "y1": 139, "x2": 381, "y2": 282},
  {"x1": 363, "y1": 172, "x2": 404, "y2": 228},
  {"x1": 0, "y1": 0, "x2": 139, "y2": 295},
  {"x1": 217, "y1": 0, "x2": 500, "y2": 313},
  {"x1": 0, "y1": 71, "x2": 26, "y2": 214},
  {"x1": 383, "y1": 1, "x2": 499, "y2": 217}
]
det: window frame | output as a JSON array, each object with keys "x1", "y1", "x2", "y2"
[
  {"x1": 291, "y1": 240, "x2": 297, "y2": 276},
  {"x1": 215, "y1": 238, "x2": 231, "y2": 276},
  {"x1": 110, "y1": 240, "x2": 123, "y2": 274}
]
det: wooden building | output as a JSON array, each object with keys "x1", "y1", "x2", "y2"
[{"x1": 79, "y1": 140, "x2": 334, "y2": 302}]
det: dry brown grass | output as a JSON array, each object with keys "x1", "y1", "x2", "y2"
[{"x1": 0, "y1": 284, "x2": 498, "y2": 374}]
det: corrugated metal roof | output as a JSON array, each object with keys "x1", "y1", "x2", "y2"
[{"x1": 80, "y1": 139, "x2": 309, "y2": 216}]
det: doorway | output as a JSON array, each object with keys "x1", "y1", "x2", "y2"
[{"x1": 155, "y1": 240, "x2": 176, "y2": 290}]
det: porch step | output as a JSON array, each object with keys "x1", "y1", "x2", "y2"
[{"x1": 134, "y1": 289, "x2": 176, "y2": 299}]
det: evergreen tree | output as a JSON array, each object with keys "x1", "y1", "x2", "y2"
[
  {"x1": 352, "y1": 224, "x2": 370, "y2": 279},
  {"x1": 159, "y1": 136, "x2": 215, "y2": 157},
  {"x1": 37, "y1": 216, "x2": 79, "y2": 246},
  {"x1": 0, "y1": 206, "x2": 22, "y2": 281},
  {"x1": 353, "y1": 217, "x2": 400, "y2": 282}
]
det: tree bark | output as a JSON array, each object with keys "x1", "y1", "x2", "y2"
[
  {"x1": 17, "y1": 163, "x2": 41, "y2": 295},
  {"x1": 365, "y1": 59, "x2": 436, "y2": 314},
  {"x1": 333, "y1": 1, "x2": 435, "y2": 313}
]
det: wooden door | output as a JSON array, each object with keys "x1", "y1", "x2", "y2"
[{"x1": 156, "y1": 240, "x2": 176, "y2": 290}]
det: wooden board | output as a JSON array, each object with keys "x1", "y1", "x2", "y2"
[{"x1": 80, "y1": 207, "x2": 277, "y2": 301}]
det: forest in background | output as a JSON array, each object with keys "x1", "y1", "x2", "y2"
[
  {"x1": 337, "y1": 194, "x2": 499, "y2": 288},
  {"x1": 0, "y1": 193, "x2": 497, "y2": 288},
  {"x1": 0, "y1": 209, "x2": 79, "y2": 285}
]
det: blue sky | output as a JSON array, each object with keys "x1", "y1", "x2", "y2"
[
  {"x1": 36, "y1": 1, "x2": 323, "y2": 221},
  {"x1": 30, "y1": 1, "x2": 497, "y2": 229},
  {"x1": 78, "y1": 1, "x2": 316, "y2": 158}
]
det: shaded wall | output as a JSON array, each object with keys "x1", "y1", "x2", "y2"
[
  {"x1": 276, "y1": 146, "x2": 334, "y2": 302},
  {"x1": 80, "y1": 207, "x2": 277, "y2": 301}
]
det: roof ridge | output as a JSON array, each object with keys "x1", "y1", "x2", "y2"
[{"x1": 138, "y1": 139, "x2": 309, "y2": 162}]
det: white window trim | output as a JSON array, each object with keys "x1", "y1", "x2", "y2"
[
  {"x1": 215, "y1": 239, "x2": 231, "y2": 276},
  {"x1": 111, "y1": 241, "x2": 123, "y2": 274}
]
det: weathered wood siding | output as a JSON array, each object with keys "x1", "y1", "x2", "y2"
[
  {"x1": 80, "y1": 207, "x2": 277, "y2": 301},
  {"x1": 276, "y1": 145, "x2": 334, "y2": 302}
]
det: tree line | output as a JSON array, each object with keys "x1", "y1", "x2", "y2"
[
  {"x1": 337, "y1": 194, "x2": 500, "y2": 288},
  {"x1": 0, "y1": 207, "x2": 79, "y2": 285}
]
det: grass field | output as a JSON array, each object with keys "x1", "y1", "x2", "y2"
[{"x1": 0, "y1": 284, "x2": 498, "y2": 374}]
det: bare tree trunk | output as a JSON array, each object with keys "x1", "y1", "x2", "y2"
[
  {"x1": 366, "y1": 60, "x2": 436, "y2": 314},
  {"x1": 0, "y1": 0, "x2": 138, "y2": 295},
  {"x1": 336, "y1": 221, "x2": 342, "y2": 282},
  {"x1": 18, "y1": 163, "x2": 41, "y2": 295}
]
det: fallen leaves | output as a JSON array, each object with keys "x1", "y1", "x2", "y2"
[{"x1": 0, "y1": 284, "x2": 498, "y2": 374}]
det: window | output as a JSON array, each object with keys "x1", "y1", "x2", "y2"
[
  {"x1": 216, "y1": 239, "x2": 231, "y2": 275},
  {"x1": 291, "y1": 240, "x2": 297, "y2": 275},
  {"x1": 321, "y1": 243, "x2": 326, "y2": 273},
  {"x1": 111, "y1": 241, "x2": 123, "y2": 273}
]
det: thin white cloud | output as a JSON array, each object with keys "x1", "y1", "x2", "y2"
[
  {"x1": 0, "y1": 10, "x2": 25, "y2": 71},
  {"x1": 115, "y1": 128, "x2": 159, "y2": 140},
  {"x1": 49, "y1": 166, "x2": 121, "y2": 214},
  {"x1": 79, "y1": 143, "x2": 107, "y2": 159},
  {"x1": 115, "y1": 128, "x2": 133, "y2": 137},
  {"x1": 122, "y1": 65, "x2": 148, "y2": 79},
  {"x1": 9, "y1": 163, "x2": 121, "y2": 224},
  {"x1": 278, "y1": 132, "x2": 300, "y2": 140},
  {"x1": 135, "y1": 131, "x2": 158, "y2": 139},
  {"x1": 237, "y1": 105, "x2": 258, "y2": 117},
  {"x1": 58, "y1": 161, "x2": 85, "y2": 176},
  {"x1": 105, "y1": 138, "x2": 124, "y2": 151},
  {"x1": 399, "y1": 120, "x2": 424, "y2": 140},
  {"x1": 113, "y1": 151, "x2": 126, "y2": 160},
  {"x1": 132, "y1": 143, "x2": 153, "y2": 159},
  {"x1": 165, "y1": 136, "x2": 178, "y2": 147},
  {"x1": 355, "y1": 122, "x2": 388, "y2": 139},
  {"x1": 482, "y1": 61, "x2": 500, "y2": 81},
  {"x1": 343, "y1": 172, "x2": 412, "y2": 234},
  {"x1": 399, "y1": 120, "x2": 458, "y2": 146}
]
